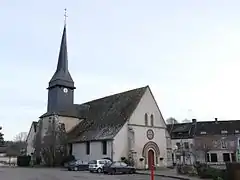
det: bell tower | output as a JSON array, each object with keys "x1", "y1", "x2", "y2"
[{"x1": 47, "y1": 24, "x2": 75, "y2": 112}]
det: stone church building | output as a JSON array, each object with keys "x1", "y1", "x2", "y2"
[{"x1": 26, "y1": 25, "x2": 172, "y2": 169}]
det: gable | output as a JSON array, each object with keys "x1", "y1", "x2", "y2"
[
  {"x1": 128, "y1": 86, "x2": 166, "y2": 128},
  {"x1": 26, "y1": 121, "x2": 37, "y2": 142}
]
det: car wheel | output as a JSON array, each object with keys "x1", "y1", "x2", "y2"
[
  {"x1": 97, "y1": 168, "x2": 102, "y2": 173},
  {"x1": 74, "y1": 167, "x2": 78, "y2": 171}
]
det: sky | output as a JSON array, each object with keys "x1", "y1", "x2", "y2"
[{"x1": 1, "y1": 0, "x2": 240, "y2": 140}]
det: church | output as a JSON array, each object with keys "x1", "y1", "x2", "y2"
[{"x1": 26, "y1": 24, "x2": 172, "y2": 169}]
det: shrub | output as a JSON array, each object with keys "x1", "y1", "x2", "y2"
[
  {"x1": 195, "y1": 163, "x2": 226, "y2": 180},
  {"x1": 17, "y1": 155, "x2": 31, "y2": 167}
]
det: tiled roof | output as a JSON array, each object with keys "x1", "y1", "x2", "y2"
[
  {"x1": 0, "y1": 146, "x2": 7, "y2": 153},
  {"x1": 68, "y1": 86, "x2": 147, "y2": 142},
  {"x1": 167, "y1": 120, "x2": 240, "y2": 138},
  {"x1": 195, "y1": 120, "x2": 240, "y2": 136}
]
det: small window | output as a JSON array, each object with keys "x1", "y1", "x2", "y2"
[
  {"x1": 223, "y1": 153, "x2": 230, "y2": 162},
  {"x1": 98, "y1": 160, "x2": 105, "y2": 164},
  {"x1": 150, "y1": 114, "x2": 154, "y2": 126},
  {"x1": 144, "y1": 113, "x2": 148, "y2": 126},
  {"x1": 221, "y1": 141, "x2": 227, "y2": 149},
  {"x1": 112, "y1": 162, "x2": 121, "y2": 166},
  {"x1": 231, "y1": 153, "x2": 236, "y2": 162},
  {"x1": 210, "y1": 153, "x2": 218, "y2": 162},
  {"x1": 221, "y1": 130, "x2": 228, "y2": 134},
  {"x1": 184, "y1": 142, "x2": 189, "y2": 149},
  {"x1": 200, "y1": 131, "x2": 207, "y2": 135},
  {"x1": 86, "y1": 141, "x2": 90, "y2": 155},
  {"x1": 102, "y1": 141, "x2": 107, "y2": 155}
]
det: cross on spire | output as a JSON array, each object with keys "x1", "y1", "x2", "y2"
[{"x1": 64, "y1": 8, "x2": 68, "y2": 25}]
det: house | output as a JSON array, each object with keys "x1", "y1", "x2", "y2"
[
  {"x1": 194, "y1": 118, "x2": 240, "y2": 164},
  {"x1": 167, "y1": 119, "x2": 197, "y2": 165},
  {"x1": 168, "y1": 118, "x2": 240, "y2": 165},
  {"x1": 26, "y1": 24, "x2": 172, "y2": 169}
]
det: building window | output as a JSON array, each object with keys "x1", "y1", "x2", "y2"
[
  {"x1": 144, "y1": 113, "x2": 148, "y2": 126},
  {"x1": 221, "y1": 141, "x2": 227, "y2": 149},
  {"x1": 102, "y1": 141, "x2": 107, "y2": 155},
  {"x1": 86, "y1": 141, "x2": 90, "y2": 155},
  {"x1": 235, "y1": 130, "x2": 239, "y2": 133},
  {"x1": 150, "y1": 114, "x2": 154, "y2": 126},
  {"x1": 231, "y1": 153, "x2": 236, "y2": 162},
  {"x1": 184, "y1": 142, "x2": 189, "y2": 149},
  {"x1": 210, "y1": 153, "x2": 218, "y2": 162},
  {"x1": 223, "y1": 153, "x2": 230, "y2": 162}
]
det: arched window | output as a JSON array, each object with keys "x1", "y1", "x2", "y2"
[
  {"x1": 150, "y1": 114, "x2": 154, "y2": 126},
  {"x1": 144, "y1": 113, "x2": 148, "y2": 126}
]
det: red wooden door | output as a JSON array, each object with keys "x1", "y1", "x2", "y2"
[{"x1": 148, "y1": 149, "x2": 154, "y2": 169}]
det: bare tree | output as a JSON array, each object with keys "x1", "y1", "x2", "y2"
[
  {"x1": 14, "y1": 132, "x2": 28, "y2": 142},
  {"x1": 166, "y1": 117, "x2": 179, "y2": 124},
  {"x1": 40, "y1": 114, "x2": 68, "y2": 166}
]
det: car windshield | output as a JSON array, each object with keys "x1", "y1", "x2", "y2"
[{"x1": 88, "y1": 160, "x2": 97, "y2": 164}]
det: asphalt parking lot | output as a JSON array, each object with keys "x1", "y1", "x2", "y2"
[{"x1": 0, "y1": 167, "x2": 178, "y2": 180}]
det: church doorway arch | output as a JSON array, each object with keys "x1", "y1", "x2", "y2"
[{"x1": 142, "y1": 141, "x2": 160, "y2": 169}]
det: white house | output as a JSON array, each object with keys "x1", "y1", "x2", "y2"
[{"x1": 26, "y1": 24, "x2": 172, "y2": 169}]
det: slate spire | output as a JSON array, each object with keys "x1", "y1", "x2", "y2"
[{"x1": 48, "y1": 25, "x2": 75, "y2": 89}]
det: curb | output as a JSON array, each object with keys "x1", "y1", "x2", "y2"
[{"x1": 135, "y1": 172, "x2": 190, "y2": 180}]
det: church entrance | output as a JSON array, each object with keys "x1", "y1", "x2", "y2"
[
  {"x1": 142, "y1": 141, "x2": 160, "y2": 169},
  {"x1": 148, "y1": 149, "x2": 155, "y2": 169}
]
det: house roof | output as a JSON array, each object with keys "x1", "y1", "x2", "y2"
[
  {"x1": 167, "y1": 120, "x2": 240, "y2": 139},
  {"x1": 0, "y1": 146, "x2": 7, "y2": 153},
  {"x1": 195, "y1": 120, "x2": 240, "y2": 136},
  {"x1": 167, "y1": 123, "x2": 196, "y2": 139},
  {"x1": 26, "y1": 121, "x2": 38, "y2": 142},
  {"x1": 67, "y1": 86, "x2": 148, "y2": 142}
]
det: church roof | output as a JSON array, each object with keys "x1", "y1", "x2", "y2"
[{"x1": 65, "y1": 86, "x2": 148, "y2": 142}]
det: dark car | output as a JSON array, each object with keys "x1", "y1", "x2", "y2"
[
  {"x1": 67, "y1": 160, "x2": 89, "y2": 171},
  {"x1": 103, "y1": 161, "x2": 136, "y2": 174}
]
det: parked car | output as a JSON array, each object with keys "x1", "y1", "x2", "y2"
[
  {"x1": 89, "y1": 159, "x2": 112, "y2": 173},
  {"x1": 64, "y1": 160, "x2": 76, "y2": 168},
  {"x1": 103, "y1": 161, "x2": 136, "y2": 174},
  {"x1": 67, "y1": 160, "x2": 89, "y2": 171}
]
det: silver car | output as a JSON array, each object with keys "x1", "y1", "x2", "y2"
[{"x1": 89, "y1": 159, "x2": 111, "y2": 173}]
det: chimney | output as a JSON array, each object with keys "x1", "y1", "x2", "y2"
[{"x1": 192, "y1": 119, "x2": 197, "y2": 123}]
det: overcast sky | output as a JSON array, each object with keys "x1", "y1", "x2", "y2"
[{"x1": 1, "y1": 0, "x2": 240, "y2": 140}]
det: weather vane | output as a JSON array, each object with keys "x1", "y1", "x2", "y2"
[{"x1": 64, "y1": 8, "x2": 68, "y2": 25}]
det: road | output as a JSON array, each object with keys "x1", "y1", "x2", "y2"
[{"x1": 0, "y1": 167, "x2": 177, "y2": 180}]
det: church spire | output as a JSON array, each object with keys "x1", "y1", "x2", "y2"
[
  {"x1": 47, "y1": 10, "x2": 75, "y2": 113},
  {"x1": 48, "y1": 13, "x2": 75, "y2": 89}
]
